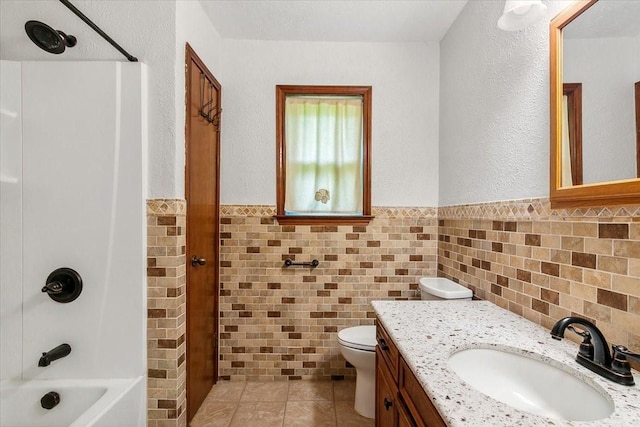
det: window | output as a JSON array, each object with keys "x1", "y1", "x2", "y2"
[{"x1": 275, "y1": 85, "x2": 372, "y2": 225}]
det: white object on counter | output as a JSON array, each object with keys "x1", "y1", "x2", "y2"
[{"x1": 419, "y1": 277, "x2": 473, "y2": 300}]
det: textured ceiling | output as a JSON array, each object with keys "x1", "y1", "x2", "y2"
[{"x1": 199, "y1": 0, "x2": 469, "y2": 42}]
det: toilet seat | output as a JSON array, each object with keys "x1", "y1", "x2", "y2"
[{"x1": 338, "y1": 325, "x2": 376, "y2": 352}]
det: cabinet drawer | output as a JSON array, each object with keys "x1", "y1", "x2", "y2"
[
  {"x1": 399, "y1": 358, "x2": 446, "y2": 427},
  {"x1": 376, "y1": 323, "x2": 399, "y2": 381}
]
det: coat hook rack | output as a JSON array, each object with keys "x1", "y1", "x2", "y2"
[
  {"x1": 198, "y1": 73, "x2": 221, "y2": 130},
  {"x1": 284, "y1": 259, "x2": 319, "y2": 268},
  {"x1": 209, "y1": 108, "x2": 222, "y2": 129}
]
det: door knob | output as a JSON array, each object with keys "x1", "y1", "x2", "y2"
[
  {"x1": 383, "y1": 397, "x2": 393, "y2": 410},
  {"x1": 191, "y1": 256, "x2": 206, "y2": 266}
]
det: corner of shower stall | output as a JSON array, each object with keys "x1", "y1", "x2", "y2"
[{"x1": 0, "y1": 59, "x2": 148, "y2": 427}]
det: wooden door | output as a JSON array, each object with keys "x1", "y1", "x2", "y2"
[{"x1": 185, "y1": 43, "x2": 221, "y2": 422}]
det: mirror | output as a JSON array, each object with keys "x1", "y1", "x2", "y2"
[{"x1": 550, "y1": 0, "x2": 640, "y2": 208}]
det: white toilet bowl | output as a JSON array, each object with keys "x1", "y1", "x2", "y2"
[{"x1": 337, "y1": 325, "x2": 376, "y2": 419}]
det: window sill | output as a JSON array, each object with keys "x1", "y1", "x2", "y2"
[{"x1": 273, "y1": 215, "x2": 374, "y2": 226}]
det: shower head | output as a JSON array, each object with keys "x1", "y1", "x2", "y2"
[{"x1": 25, "y1": 20, "x2": 76, "y2": 54}]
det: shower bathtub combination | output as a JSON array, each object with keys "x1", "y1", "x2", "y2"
[{"x1": 0, "y1": 58, "x2": 147, "y2": 426}]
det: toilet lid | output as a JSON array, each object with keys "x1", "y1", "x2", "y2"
[{"x1": 338, "y1": 325, "x2": 377, "y2": 351}]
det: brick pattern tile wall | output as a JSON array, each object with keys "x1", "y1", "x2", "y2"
[
  {"x1": 219, "y1": 205, "x2": 438, "y2": 380},
  {"x1": 147, "y1": 199, "x2": 188, "y2": 427},
  {"x1": 145, "y1": 198, "x2": 639, "y2": 423},
  {"x1": 438, "y1": 198, "x2": 640, "y2": 354}
]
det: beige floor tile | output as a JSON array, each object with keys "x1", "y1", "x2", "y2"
[
  {"x1": 191, "y1": 380, "x2": 375, "y2": 427},
  {"x1": 190, "y1": 401, "x2": 237, "y2": 427},
  {"x1": 204, "y1": 381, "x2": 246, "y2": 402},
  {"x1": 241, "y1": 381, "x2": 290, "y2": 402},
  {"x1": 335, "y1": 401, "x2": 375, "y2": 427},
  {"x1": 229, "y1": 401, "x2": 286, "y2": 427},
  {"x1": 333, "y1": 380, "x2": 356, "y2": 401},
  {"x1": 283, "y1": 401, "x2": 336, "y2": 427},
  {"x1": 288, "y1": 381, "x2": 334, "y2": 401}
]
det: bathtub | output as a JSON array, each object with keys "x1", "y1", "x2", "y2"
[{"x1": 0, "y1": 376, "x2": 145, "y2": 427}]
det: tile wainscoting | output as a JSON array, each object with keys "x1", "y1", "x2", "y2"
[
  {"x1": 438, "y1": 198, "x2": 640, "y2": 354},
  {"x1": 145, "y1": 198, "x2": 639, "y2": 424},
  {"x1": 147, "y1": 199, "x2": 187, "y2": 427},
  {"x1": 219, "y1": 205, "x2": 439, "y2": 380}
]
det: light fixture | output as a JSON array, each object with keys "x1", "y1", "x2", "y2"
[{"x1": 498, "y1": 0, "x2": 548, "y2": 31}]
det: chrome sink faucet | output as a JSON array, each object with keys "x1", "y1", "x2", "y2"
[{"x1": 551, "y1": 316, "x2": 639, "y2": 386}]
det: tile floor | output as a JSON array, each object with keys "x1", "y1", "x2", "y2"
[{"x1": 190, "y1": 380, "x2": 375, "y2": 427}]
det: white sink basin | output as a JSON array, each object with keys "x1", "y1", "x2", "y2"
[{"x1": 448, "y1": 347, "x2": 614, "y2": 421}]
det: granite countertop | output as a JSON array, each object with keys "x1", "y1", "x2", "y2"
[{"x1": 371, "y1": 300, "x2": 640, "y2": 427}]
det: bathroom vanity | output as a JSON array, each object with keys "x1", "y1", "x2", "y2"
[
  {"x1": 376, "y1": 321, "x2": 446, "y2": 426},
  {"x1": 372, "y1": 300, "x2": 640, "y2": 426}
]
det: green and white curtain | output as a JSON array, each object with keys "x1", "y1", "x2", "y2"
[{"x1": 284, "y1": 96, "x2": 363, "y2": 215}]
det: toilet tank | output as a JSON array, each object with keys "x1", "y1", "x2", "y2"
[{"x1": 419, "y1": 277, "x2": 472, "y2": 300}]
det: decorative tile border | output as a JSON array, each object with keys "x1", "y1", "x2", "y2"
[
  {"x1": 220, "y1": 204, "x2": 275, "y2": 217},
  {"x1": 220, "y1": 205, "x2": 438, "y2": 219},
  {"x1": 221, "y1": 200, "x2": 640, "y2": 221},
  {"x1": 438, "y1": 198, "x2": 640, "y2": 221},
  {"x1": 372, "y1": 206, "x2": 438, "y2": 219},
  {"x1": 147, "y1": 199, "x2": 187, "y2": 216}
]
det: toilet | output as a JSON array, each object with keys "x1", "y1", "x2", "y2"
[
  {"x1": 337, "y1": 325, "x2": 377, "y2": 418},
  {"x1": 337, "y1": 278, "x2": 471, "y2": 419},
  {"x1": 419, "y1": 277, "x2": 473, "y2": 300}
]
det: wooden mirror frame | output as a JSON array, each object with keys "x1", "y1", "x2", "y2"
[{"x1": 550, "y1": 0, "x2": 640, "y2": 208}]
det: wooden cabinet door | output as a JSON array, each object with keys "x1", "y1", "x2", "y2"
[
  {"x1": 397, "y1": 400, "x2": 417, "y2": 427},
  {"x1": 399, "y1": 359, "x2": 446, "y2": 427},
  {"x1": 376, "y1": 349, "x2": 398, "y2": 427}
]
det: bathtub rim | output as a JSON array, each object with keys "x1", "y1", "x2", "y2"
[{"x1": 0, "y1": 376, "x2": 144, "y2": 427}]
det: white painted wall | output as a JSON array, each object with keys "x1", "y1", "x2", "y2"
[
  {"x1": 0, "y1": 0, "x2": 226, "y2": 199},
  {"x1": 439, "y1": 0, "x2": 574, "y2": 206},
  {"x1": 5, "y1": 0, "x2": 615, "y2": 209},
  {"x1": 0, "y1": 61, "x2": 147, "y2": 380},
  {"x1": 636, "y1": 34, "x2": 640, "y2": 77},
  {"x1": 219, "y1": 40, "x2": 440, "y2": 206},
  {"x1": 175, "y1": 0, "x2": 224, "y2": 196},
  {"x1": 0, "y1": 0, "x2": 182, "y2": 198},
  {"x1": 1, "y1": 1, "x2": 437, "y2": 206},
  {"x1": 564, "y1": 37, "x2": 638, "y2": 183}
]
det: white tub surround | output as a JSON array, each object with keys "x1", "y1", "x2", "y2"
[
  {"x1": 0, "y1": 377, "x2": 144, "y2": 427},
  {"x1": 371, "y1": 300, "x2": 640, "y2": 426},
  {"x1": 0, "y1": 60, "x2": 147, "y2": 426},
  {"x1": 0, "y1": 60, "x2": 22, "y2": 380}
]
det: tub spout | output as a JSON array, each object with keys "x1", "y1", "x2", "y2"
[{"x1": 38, "y1": 343, "x2": 71, "y2": 367}]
